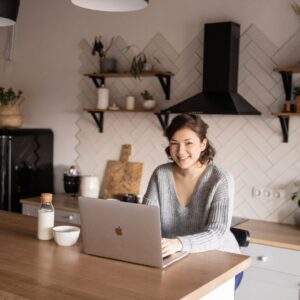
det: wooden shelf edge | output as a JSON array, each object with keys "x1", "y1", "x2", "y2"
[
  {"x1": 83, "y1": 108, "x2": 160, "y2": 113},
  {"x1": 84, "y1": 71, "x2": 174, "y2": 78},
  {"x1": 273, "y1": 65, "x2": 300, "y2": 73},
  {"x1": 272, "y1": 112, "x2": 300, "y2": 116}
]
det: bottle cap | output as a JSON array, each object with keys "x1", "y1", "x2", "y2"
[{"x1": 41, "y1": 193, "x2": 53, "y2": 203}]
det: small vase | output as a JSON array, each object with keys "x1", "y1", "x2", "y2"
[
  {"x1": 294, "y1": 207, "x2": 300, "y2": 226},
  {"x1": 100, "y1": 57, "x2": 117, "y2": 73},
  {"x1": 143, "y1": 100, "x2": 156, "y2": 110}
]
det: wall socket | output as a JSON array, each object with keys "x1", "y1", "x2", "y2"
[{"x1": 252, "y1": 187, "x2": 286, "y2": 200}]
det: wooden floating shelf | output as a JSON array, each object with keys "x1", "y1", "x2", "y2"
[
  {"x1": 84, "y1": 71, "x2": 173, "y2": 100},
  {"x1": 83, "y1": 108, "x2": 160, "y2": 113},
  {"x1": 84, "y1": 71, "x2": 174, "y2": 78},
  {"x1": 273, "y1": 65, "x2": 300, "y2": 73},
  {"x1": 271, "y1": 112, "x2": 300, "y2": 116}
]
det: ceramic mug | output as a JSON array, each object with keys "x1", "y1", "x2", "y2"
[{"x1": 80, "y1": 176, "x2": 100, "y2": 198}]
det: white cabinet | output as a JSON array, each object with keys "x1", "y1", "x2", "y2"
[
  {"x1": 22, "y1": 204, "x2": 80, "y2": 225},
  {"x1": 235, "y1": 243, "x2": 300, "y2": 300}
]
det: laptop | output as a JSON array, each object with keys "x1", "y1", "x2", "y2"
[{"x1": 78, "y1": 197, "x2": 189, "y2": 268}]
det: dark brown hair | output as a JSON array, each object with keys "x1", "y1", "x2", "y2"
[{"x1": 165, "y1": 114, "x2": 216, "y2": 164}]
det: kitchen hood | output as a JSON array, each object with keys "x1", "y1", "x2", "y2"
[{"x1": 161, "y1": 22, "x2": 261, "y2": 115}]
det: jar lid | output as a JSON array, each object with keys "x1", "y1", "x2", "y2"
[
  {"x1": 41, "y1": 193, "x2": 53, "y2": 203},
  {"x1": 64, "y1": 165, "x2": 80, "y2": 176}
]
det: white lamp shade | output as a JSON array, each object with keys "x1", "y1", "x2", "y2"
[
  {"x1": 0, "y1": 17, "x2": 15, "y2": 27},
  {"x1": 71, "y1": 0, "x2": 148, "y2": 12},
  {"x1": 0, "y1": 0, "x2": 20, "y2": 27}
]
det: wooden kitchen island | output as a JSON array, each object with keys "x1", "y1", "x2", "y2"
[{"x1": 0, "y1": 211, "x2": 250, "y2": 300}]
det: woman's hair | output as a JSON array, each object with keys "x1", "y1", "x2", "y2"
[{"x1": 165, "y1": 114, "x2": 216, "y2": 164}]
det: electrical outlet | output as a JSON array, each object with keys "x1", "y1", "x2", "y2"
[{"x1": 252, "y1": 187, "x2": 263, "y2": 198}]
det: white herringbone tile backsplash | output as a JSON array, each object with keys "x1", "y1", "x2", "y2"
[{"x1": 75, "y1": 25, "x2": 300, "y2": 224}]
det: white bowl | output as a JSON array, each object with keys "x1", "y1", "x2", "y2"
[{"x1": 53, "y1": 226, "x2": 80, "y2": 246}]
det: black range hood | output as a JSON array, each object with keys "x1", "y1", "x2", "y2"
[{"x1": 162, "y1": 22, "x2": 261, "y2": 115}]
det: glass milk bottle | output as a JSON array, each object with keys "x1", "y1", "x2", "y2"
[{"x1": 37, "y1": 193, "x2": 54, "y2": 240}]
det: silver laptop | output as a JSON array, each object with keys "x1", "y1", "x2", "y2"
[{"x1": 78, "y1": 197, "x2": 188, "y2": 268}]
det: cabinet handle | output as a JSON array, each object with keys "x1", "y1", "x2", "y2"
[
  {"x1": 68, "y1": 215, "x2": 74, "y2": 221},
  {"x1": 257, "y1": 256, "x2": 268, "y2": 262}
]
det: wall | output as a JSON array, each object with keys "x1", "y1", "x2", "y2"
[{"x1": 0, "y1": 0, "x2": 300, "y2": 224}]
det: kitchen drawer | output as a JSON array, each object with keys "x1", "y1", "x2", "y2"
[
  {"x1": 236, "y1": 269, "x2": 300, "y2": 300},
  {"x1": 55, "y1": 210, "x2": 80, "y2": 225},
  {"x1": 241, "y1": 243, "x2": 300, "y2": 277},
  {"x1": 22, "y1": 204, "x2": 38, "y2": 217}
]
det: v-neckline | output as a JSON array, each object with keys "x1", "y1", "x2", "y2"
[{"x1": 171, "y1": 162, "x2": 210, "y2": 208}]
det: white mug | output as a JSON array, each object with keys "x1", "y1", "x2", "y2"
[
  {"x1": 126, "y1": 96, "x2": 135, "y2": 110},
  {"x1": 80, "y1": 176, "x2": 100, "y2": 198}
]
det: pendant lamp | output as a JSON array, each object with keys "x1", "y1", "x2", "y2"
[
  {"x1": 71, "y1": 0, "x2": 149, "y2": 12},
  {"x1": 0, "y1": 0, "x2": 20, "y2": 27}
]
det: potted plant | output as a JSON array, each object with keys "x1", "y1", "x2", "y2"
[
  {"x1": 141, "y1": 90, "x2": 156, "y2": 110},
  {"x1": 291, "y1": 188, "x2": 300, "y2": 226},
  {"x1": 293, "y1": 86, "x2": 300, "y2": 112},
  {"x1": 123, "y1": 45, "x2": 161, "y2": 79},
  {"x1": 0, "y1": 87, "x2": 23, "y2": 128},
  {"x1": 92, "y1": 36, "x2": 116, "y2": 73}
]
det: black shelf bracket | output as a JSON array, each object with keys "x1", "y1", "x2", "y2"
[
  {"x1": 89, "y1": 76, "x2": 105, "y2": 88},
  {"x1": 277, "y1": 116, "x2": 289, "y2": 143},
  {"x1": 155, "y1": 112, "x2": 170, "y2": 132},
  {"x1": 88, "y1": 111, "x2": 104, "y2": 132},
  {"x1": 156, "y1": 74, "x2": 171, "y2": 100},
  {"x1": 280, "y1": 71, "x2": 292, "y2": 100}
]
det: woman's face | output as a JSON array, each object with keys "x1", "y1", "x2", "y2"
[{"x1": 169, "y1": 127, "x2": 207, "y2": 169}]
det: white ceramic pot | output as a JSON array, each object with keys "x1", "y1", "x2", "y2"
[
  {"x1": 143, "y1": 100, "x2": 156, "y2": 110},
  {"x1": 80, "y1": 176, "x2": 100, "y2": 198},
  {"x1": 294, "y1": 207, "x2": 300, "y2": 226}
]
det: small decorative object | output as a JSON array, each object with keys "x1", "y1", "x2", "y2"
[
  {"x1": 291, "y1": 188, "x2": 300, "y2": 226},
  {"x1": 141, "y1": 90, "x2": 156, "y2": 110},
  {"x1": 97, "y1": 85, "x2": 110, "y2": 109},
  {"x1": 92, "y1": 36, "x2": 116, "y2": 73},
  {"x1": 0, "y1": 87, "x2": 23, "y2": 128},
  {"x1": 108, "y1": 103, "x2": 120, "y2": 110},
  {"x1": 126, "y1": 95, "x2": 135, "y2": 110},
  {"x1": 293, "y1": 86, "x2": 300, "y2": 112}
]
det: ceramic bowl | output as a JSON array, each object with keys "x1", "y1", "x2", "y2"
[
  {"x1": 53, "y1": 225, "x2": 80, "y2": 246},
  {"x1": 143, "y1": 100, "x2": 156, "y2": 110}
]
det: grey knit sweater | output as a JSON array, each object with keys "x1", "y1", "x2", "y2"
[{"x1": 143, "y1": 162, "x2": 240, "y2": 254}]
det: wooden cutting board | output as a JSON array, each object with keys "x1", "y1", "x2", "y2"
[{"x1": 100, "y1": 144, "x2": 144, "y2": 199}]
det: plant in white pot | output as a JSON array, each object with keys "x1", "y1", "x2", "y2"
[
  {"x1": 92, "y1": 36, "x2": 116, "y2": 73},
  {"x1": 291, "y1": 188, "x2": 300, "y2": 226},
  {"x1": 0, "y1": 87, "x2": 23, "y2": 128},
  {"x1": 141, "y1": 90, "x2": 156, "y2": 110}
]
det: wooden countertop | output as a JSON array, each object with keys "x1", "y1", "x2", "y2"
[
  {"x1": 21, "y1": 196, "x2": 300, "y2": 251},
  {"x1": 236, "y1": 219, "x2": 300, "y2": 251},
  {"x1": 0, "y1": 211, "x2": 250, "y2": 300},
  {"x1": 20, "y1": 194, "x2": 79, "y2": 212}
]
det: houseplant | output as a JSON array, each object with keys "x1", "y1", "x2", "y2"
[
  {"x1": 92, "y1": 36, "x2": 116, "y2": 73},
  {"x1": 291, "y1": 188, "x2": 300, "y2": 226},
  {"x1": 293, "y1": 86, "x2": 300, "y2": 112},
  {"x1": 123, "y1": 45, "x2": 160, "y2": 79},
  {"x1": 0, "y1": 87, "x2": 23, "y2": 128},
  {"x1": 141, "y1": 90, "x2": 156, "y2": 110}
]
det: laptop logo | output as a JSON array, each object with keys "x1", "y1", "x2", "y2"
[{"x1": 115, "y1": 226, "x2": 123, "y2": 236}]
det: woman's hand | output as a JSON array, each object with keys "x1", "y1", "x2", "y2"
[{"x1": 161, "y1": 238, "x2": 183, "y2": 258}]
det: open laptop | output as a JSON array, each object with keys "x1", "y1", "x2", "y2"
[{"x1": 78, "y1": 197, "x2": 189, "y2": 268}]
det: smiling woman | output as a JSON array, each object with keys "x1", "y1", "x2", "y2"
[{"x1": 142, "y1": 114, "x2": 243, "y2": 286}]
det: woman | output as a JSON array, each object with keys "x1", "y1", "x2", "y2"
[{"x1": 143, "y1": 113, "x2": 240, "y2": 261}]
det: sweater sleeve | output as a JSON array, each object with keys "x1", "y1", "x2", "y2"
[
  {"x1": 178, "y1": 172, "x2": 235, "y2": 252},
  {"x1": 142, "y1": 169, "x2": 160, "y2": 207}
]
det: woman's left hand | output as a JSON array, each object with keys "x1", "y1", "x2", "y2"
[{"x1": 161, "y1": 238, "x2": 183, "y2": 258}]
